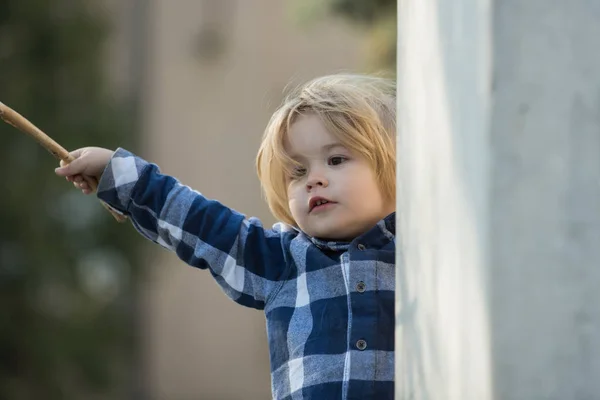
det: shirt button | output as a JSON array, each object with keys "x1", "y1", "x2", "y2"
[
  {"x1": 357, "y1": 244, "x2": 366, "y2": 251},
  {"x1": 356, "y1": 281, "x2": 366, "y2": 293},
  {"x1": 356, "y1": 339, "x2": 367, "y2": 351}
]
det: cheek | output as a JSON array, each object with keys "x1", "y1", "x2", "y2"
[
  {"x1": 287, "y1": 185, "x2": 304, "y2": 210},
  {"x1": 286, "y1": 183, "x2": 299, "y2": 201},
  {"x1": 342, "y1": 170, "x2": 383, "y2": 206}
]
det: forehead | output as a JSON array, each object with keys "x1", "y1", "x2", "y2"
[{"x1": 284, "y1": 114, "x2": 344, "y2": 157}]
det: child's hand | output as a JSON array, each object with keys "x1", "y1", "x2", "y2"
[{"x1": 54, "y1": 147, "x2": 115, "y2": 195}]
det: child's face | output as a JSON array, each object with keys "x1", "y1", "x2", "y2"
[{"x1": 285, "y1": 114, "x2": 394, "y2": 241}]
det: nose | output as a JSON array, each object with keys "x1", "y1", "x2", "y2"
[{"x1": 306, "y1": 170, "x2": 329, "y2": 190}]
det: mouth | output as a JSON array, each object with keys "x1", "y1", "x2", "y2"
[{"x1": 309, "y1": 197, "x2": 336, "y2": 213}]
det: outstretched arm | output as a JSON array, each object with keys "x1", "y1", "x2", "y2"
[{"x1": 57, "y1": 148, "x2": 291, "y2": 309}]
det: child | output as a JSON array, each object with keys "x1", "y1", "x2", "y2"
[{"x1": 55, "y1": 74, "x2": 397, "y2": 400}]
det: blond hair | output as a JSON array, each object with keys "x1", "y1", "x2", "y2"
[{"x1": 256, "y1": 73, "x2": 396, "y2": 226}]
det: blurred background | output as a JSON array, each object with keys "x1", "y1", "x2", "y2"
[{"x1": 0, "y1": 0, "x2": 394, "y2": 398}]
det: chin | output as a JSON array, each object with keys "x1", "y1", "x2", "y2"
[{"x1": 300, "y1": 218, "x2": 366, "y2": 241}]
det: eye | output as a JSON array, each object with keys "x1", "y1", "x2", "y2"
[
  {"x1": 289, "y1": 166, "x2": 306, "y2": 179},
  {"x1": 328, "y1": 156, "x2": 347, "y2": 166}
]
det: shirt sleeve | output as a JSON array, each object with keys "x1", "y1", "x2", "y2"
[{"x1": 96, "y1": 148, "x2": 291, "y2": 310}]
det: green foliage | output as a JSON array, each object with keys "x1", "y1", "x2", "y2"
[
  {"x1": 0, "y1": 1, "x2": 138, "y2": 398},
  {"x1": 292, "y1": 0, "x2": 396, "y2": 70},
  {"x1": 328, "y1": 0, "x2": 396, "y2": 70},
  {"x1": 328, "y1": 0, "x2": 396, "y2": 24}
]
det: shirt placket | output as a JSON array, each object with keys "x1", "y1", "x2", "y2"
[{"x1": 349, "y1": 242, "x2": 378, "y2": 398}]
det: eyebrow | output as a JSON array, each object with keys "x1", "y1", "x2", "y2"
[
  {"x1": 288, "y1": 143, "x2": 347, "y2": 160},
  {"x1": 322, "y1": 143, "x2": 346, "y2": 152}
]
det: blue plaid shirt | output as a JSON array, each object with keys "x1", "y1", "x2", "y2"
[{"x1": 97, "y1": 148, "x2": 396, "y2": 400}]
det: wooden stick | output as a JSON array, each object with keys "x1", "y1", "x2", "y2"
[{"x1": 0, "y1": 101, "x2": 127, "y2": 223}]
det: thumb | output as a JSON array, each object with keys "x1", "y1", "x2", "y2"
[{"x1": 55, "y1": 149, "x2": 86, "y2": 176}]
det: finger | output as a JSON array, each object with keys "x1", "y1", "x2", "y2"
[
  {"x1": 66, "y1": 174, "x2": 84, "y2": 183},
  {"x1": 55, "y1": 149, "x2": 86, "y2": 176},
  {"x1": 56, "y1": 159, "x2": 84, "y2": 176},
  {"x1": 59, "y1": 149, "x2": 83, "y2": 167},
  {"x1": 67, "y1": 148, "x2": 84, "y2": 160},
  {"x1": 81, "y1": 175, "x2": 98, "y2": 193}
]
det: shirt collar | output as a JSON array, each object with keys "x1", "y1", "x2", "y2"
[{"x1": 303, "y1": 212, "x2": 396, "y2": 251}]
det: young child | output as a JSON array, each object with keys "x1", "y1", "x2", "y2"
[{"x1": 55, "y1": 74, "x2": 397, "y2": 400}]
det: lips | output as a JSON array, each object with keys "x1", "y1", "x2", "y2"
[{"x1": 309, "y1": 196, "x2": 336, "y2": 212}]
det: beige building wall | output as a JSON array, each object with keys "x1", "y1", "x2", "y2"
[{"x1": 108, "y1": 1, "x2": 367, "y2": 398}]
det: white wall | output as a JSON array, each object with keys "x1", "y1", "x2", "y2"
[{"x1": 396, "y1": 0, "x2": 600, "y2": 399}]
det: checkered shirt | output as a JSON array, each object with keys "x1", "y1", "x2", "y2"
[{"x1": 97, "y1": 148, "x2": 396, "y2": 400}]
